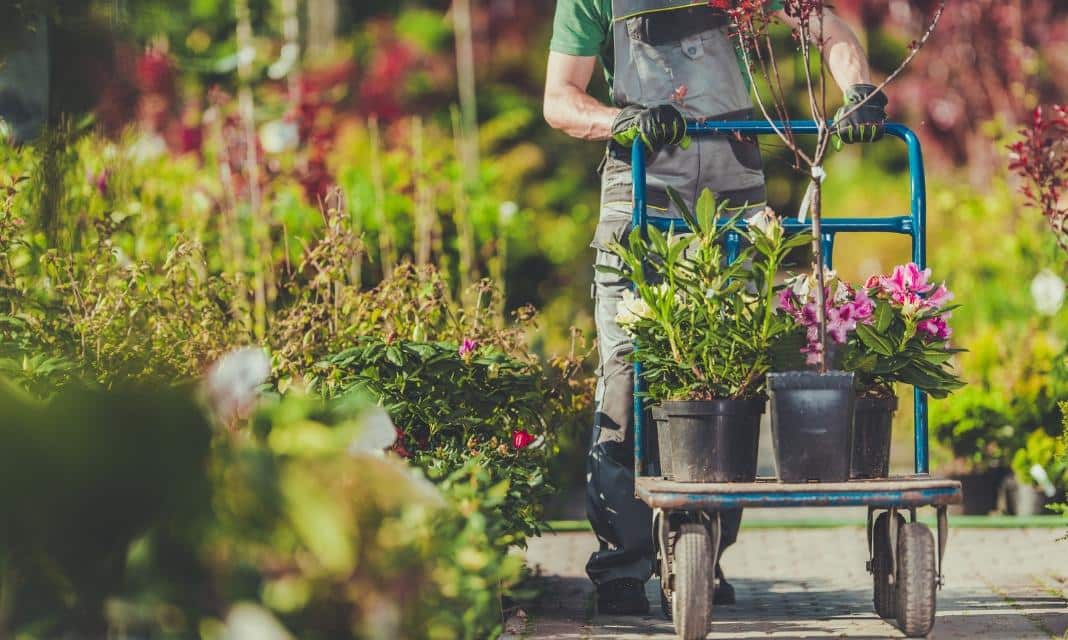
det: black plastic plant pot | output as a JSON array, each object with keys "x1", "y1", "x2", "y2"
[
  {"x1": 654, "y1": 399, "x2": 764, "y2": 483},
  {"x1": 948, "y1": 468, "x2": 1006, "y2": 515},
  {"x1": 850, "y1": 395, "x2": 898, "y2": 479},
  {"x1": 651, "y1": 406, "x2": 673, "y2": 478},
  {"x1": 768, "y1": 371, "x2": 857, "y2": 483}
]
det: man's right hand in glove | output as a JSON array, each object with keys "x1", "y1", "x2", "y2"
[{"x1": 611, "y1": 104, "x2": 689, "y2": 152}]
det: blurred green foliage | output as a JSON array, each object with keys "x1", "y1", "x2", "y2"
[
  {"x1": 316, "y1": 337, "x2": 558, "y2": 541},
  {"x1": 0, "y1": 384, "x2": 532, "y2": 637}
]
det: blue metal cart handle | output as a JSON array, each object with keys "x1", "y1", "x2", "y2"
[{"x1": 630, "y1": 120, "x2": 930, "y2": 480}]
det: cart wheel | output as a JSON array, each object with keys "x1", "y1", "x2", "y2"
[
  {"x1": 661, "y1": 585, "x2": 673, "y2": 620},
  {"x1": 895, "y1": 522, "x2": 937, "y2": 638},
  {"x1": 872, "y1": 511, "x2": 904, "y2": 619},
  {"x1": 672, "y1": 523, "x2": 713, "y2": 640}
]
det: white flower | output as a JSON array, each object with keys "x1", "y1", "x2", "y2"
[
  {"x1": 615, "y1": 289, "x2": 652, "y2": 327},
  {"x1": 259, "y1": 120, "x2": 300, "y2": 154},
  {"x1": 205, "y1": 347, "x2": 272, "y2": 425},
  {"x1": 834, "y1": 280, "x2": 851, "y2": 304},
  {"x1": 346, "y1": 406, "x2": 398, "y2": 454},
  {"x1": 127, "y1": 133, "x2": 167, "y2": 162},
  {"x1": 789, "y1": 267, "x2": 838, "y2": 301},
  {"x1": 787, "y1": 273, "x2": 811, "y2": 298},
  {"x1": 749, "y1": 206, "x2": 783, "y2": 241},
  {"x1": 268, "y1": 43, "x2": 300, "y2": 80},
  {"x1": 1030, "y1": 269, "x2": 1065, "y2": 317},
  {"x1": 223, "y1": 603, "x2": 294, "y2": 640},
  {"x1": 498, "y1": 201, "x2": 519, "y2": 224}
]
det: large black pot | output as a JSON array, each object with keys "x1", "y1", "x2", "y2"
[
  {"x1": 768, "y1": 371, "x2": 856, "y2": 483},
  {"x1": 947, "y1": 468, "x2": 1007, "y2": 515},
  {"x1": 652, "y1": 399, "x2": 764, "y2": 483},
  {"x1": 850, "y1": 395, "x2": 898, "y2": 479}
]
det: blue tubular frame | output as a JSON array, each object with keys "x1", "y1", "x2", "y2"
[{"x1": 631, "y1": 120, "x2": 930, "y2": 481}]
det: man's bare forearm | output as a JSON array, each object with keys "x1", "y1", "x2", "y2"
[
  {"x1": 776, "y1": 9, "x2": 872, "y2": 91},
  {"x1": 544, "y1": 85, "x2": 619, "y2": 141},
  {"x1": 821, "y1": 11, "x2": 872, "y2": 89}
]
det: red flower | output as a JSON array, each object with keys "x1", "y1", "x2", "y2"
[{"x1": 512, "y1": 430, "x2": 536, "y2": 450}]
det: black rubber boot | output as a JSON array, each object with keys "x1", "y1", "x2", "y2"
[
  {"x1": 714, "y1": 565, "x2": 736, "y2": 605},
  {"x1": 596, "y1": 578, "x2": 650, "y2": 615}
]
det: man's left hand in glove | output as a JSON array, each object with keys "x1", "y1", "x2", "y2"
[
  {"x1": 611, "y1": 104, "x2": 689, "y2": 153},
  {"x1": 834, "y1": 84, "x2": 888, "y2": 145}
]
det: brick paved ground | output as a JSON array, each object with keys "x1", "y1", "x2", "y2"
[{"x1": 508, "y1": 522, "x2": 1068, "y2": 639}]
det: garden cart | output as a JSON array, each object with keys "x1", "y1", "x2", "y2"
[{"x1": 629, "y1": 120, "x2": 964, "y2": 639}]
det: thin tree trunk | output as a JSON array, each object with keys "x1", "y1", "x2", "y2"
[
  {"x1": 810, "y1": 171, "x2": 828, "y2": 373},
  {"x1": 281, "y1": 0, "x2": 301, "y2": 106},
  {"x1": 306, "y1": 0, "x2": 338, "y2": 59}
]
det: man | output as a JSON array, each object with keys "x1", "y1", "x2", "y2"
[{"x1": 543, "y1": 0, "x2": 887, "y2": 615}]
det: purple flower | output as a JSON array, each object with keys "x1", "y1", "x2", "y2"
[
  {"x1": 459, "y1": 338, "x2": 479, "y2": 357},
  {"x1": 826, "y1": 305, "x2": 857, "y2": 344},
  {"x1": 88, "y1": 169, "x2": 110, "y2": 197},
  {"x1": 777, "y1": 288, "x2": 796, "y2": 314},
  {"x1": 852, "y1": 289, "x2": 875, "y2": 322},
  {"x1": 917, "y1": 316, "x2": 952, "y2": 341}
]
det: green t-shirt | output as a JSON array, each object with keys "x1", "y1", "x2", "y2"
[{"x1": 549, "y1": 0, "x2": 784, "y2": 90}]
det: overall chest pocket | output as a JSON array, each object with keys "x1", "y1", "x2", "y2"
[{"x1": 623, "y1": 8, "x2": 748, "y2": 116}]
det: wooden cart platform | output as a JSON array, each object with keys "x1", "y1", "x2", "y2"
[{"x1": 636, "y1": 475, "x2": 963, "y2": 510}]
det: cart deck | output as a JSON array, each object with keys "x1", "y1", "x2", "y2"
[{"x1": 636, "y1": 476, "x2": 963, "y2": 510}]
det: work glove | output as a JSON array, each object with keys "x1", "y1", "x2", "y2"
[
  {"x1": 833, "y1": 84, "x2": 888, "y2": 145},
  {"x1": 612, "y1": 104, "x2": 689, "y2": 153}
]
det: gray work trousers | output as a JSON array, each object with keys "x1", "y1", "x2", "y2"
[{"x1": 585, "y1": 216, "x2": 743, "y2": 586}]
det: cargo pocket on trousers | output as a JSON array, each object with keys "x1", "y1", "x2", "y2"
[{"x1": 727, "y1": 135, "x2": 764, "y2": 172}]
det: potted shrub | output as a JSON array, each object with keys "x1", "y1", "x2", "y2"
[
  {"x1": 931, "y1": 387, "x2": 1019, "y2": 513},
  {"x1": 1005, "y1": 428, "x2": 1067, "y2": 515},
  {"x1": 776, "y1": 263, "x2": 965, "y2": 481},
  {"x1": 606, "y1": 190, "x2": 806, "y2": 482},
  {"x1": 771, "y1": 267, "x2": 866, "y2": 482},
  {"x1": 846, "y1": 264, "x2": 963, "y2": 478}
]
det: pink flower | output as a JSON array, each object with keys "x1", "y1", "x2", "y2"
[
  {"x1": 917, "y1": 316, "x2": 952, "y2": 341},
  {"x1": 801, "y1": 342, "x2": 823, "y2": 366},
  {"x1": 459, "y1": 338, "x2": 479, "y2": 357},
  {"x1": 880, "y1": 263, "x2": 934, "y2": 299},
  {"x1": 827, "y1": 304, "x2": 860, "y2": 344},
  {"x1": 512, "y1": 430, "x2": 536, "y2": 449},
  {"x1": 852, "y1": 289, "x2": 875, "y2": 322},
  {"x1": 926, "y1": 284, "x2": 953, "y2": 309}
]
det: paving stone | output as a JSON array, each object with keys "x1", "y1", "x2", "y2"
[{"x1": 514, "y1": 523, "x2": 1068, "y2": 639}]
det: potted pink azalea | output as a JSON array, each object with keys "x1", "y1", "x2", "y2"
[
  {"x1": 777, "y1": 263, "x2": 964, "y2": 479},
  {"x1": 770, "y1": 267, "x2": 870, "y2": 482}
]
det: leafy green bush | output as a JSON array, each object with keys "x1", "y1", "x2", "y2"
[
  {"x1": 932, "y1": 331, "x2": 1067, "y2": 473},
  {"x1": 1011, "y1": 429, "x2": 1067, "y2": 492},
  {"x1": 315, "y1": 337, "x2": 554, "y2": 542}
]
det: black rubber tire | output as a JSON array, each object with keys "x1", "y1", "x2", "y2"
[
  {"x1": 661, "y1": 586, "x2": 673, "y2": 620},
  {"x1": 895, "y1": 522, "x2": 937, "y2": 638},
  {"x1": 672, "y1": 523, "x2": 712, "y2": 640},
  {"x1": 872, "y1": 511, "x2": 905, "y2": 619}
]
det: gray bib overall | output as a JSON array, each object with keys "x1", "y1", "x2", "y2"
[
  {"x1": 599, "y1": 0, "x2": 767, "y2": 233},
  {"x1": 586, "y1": 0, "x2": 751, "y2": 586}
]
